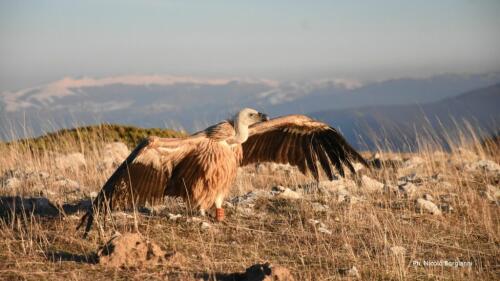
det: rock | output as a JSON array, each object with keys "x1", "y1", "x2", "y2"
[
  {"x1": 53, "y1": 178, "x2": 80, "y2": 189},
  {"x1": 484, "y1": 185, "x2": 500, "y2": 203},
  {"x1": 256, "y1": 163, "x2": 294, "y2": 175},
  {"x1": 97, "y1": 232, "x2": 185, "y2": 268},
  {"x1": 398, "y1": 173, "x2": 424, "y2": 185},
  {"x1": 242, "y1": 263, "x2": 295, "y2": 281},
  {"x1": 167, "y1": 213, "x2": 182, "y2": 221},
  {"x1": 55, "y1": 152, "x2": 86, "y2": 170},
  {"x1": 423, "y1": 193, "x2": 434, "y2": 202},
  {"x1": 311, "y1": 202, "x2": 329, "y2": 212},
  {"x1": 273, "y1": 186, "x2": 302, "y2": 200},
  {"x1": 353, "y1": 162, "x2": 365, "y2": 172},
  {"x1": 390, "y1": 246, "x2": 406, "y2": 256},
  {"x1": 367, "y1": 153, "x2": 403, "y2": 169},
  {"x1": 200, "y1": 221, "x2": 212, "y2": 230},
  {"x1": 4, "y1": 177, "x2": 22, "y2": 189},
  {"x1": 90, "y1": 191, "x2": 98, "y2": 198},
  {"x1": 338, "y1": 266, "x2": 360, "y2": 278},
  {"x1": 465, "y1": 160, "x2": 500, "y2": 173},
  {"x1": 416, "y1": 198, "x2": 442, "y2": 215},
  {"x1": 335, "y1": 189, "x2": 362, "y2": 205},
  {"x1": 319, "y1": 179, "x2": 356, "y2": 193},
  {"x1": 99, "y1": 142, "x2": 130, "y2": 170},
  {"x1": 231, "y1": 190, "x2": 267, "y2": 206},
  {"x1": 318, "y1": 227, "x2": 332, "y2": 235},
  {"x1": 308, "y1": 219, "x2": 321, "y2": 226},
  {"x1": 360, "y1": 175, "x2": 384, "y2": 193},
  {"x1": 187, "y1": 217, "x2": 202, "y2": 223},
  {"x1": 438, "y1": 203, "x2": 454, "y2": 213},
  {"x1": 399, "y1": 182, "x2": 418, "y2": 197},
  {"x1": 439, "y1": 193, "x2": 457, "y2": 203},
  {"x1": 402, "y1": 156, "x2": 424, "y2": 169}
]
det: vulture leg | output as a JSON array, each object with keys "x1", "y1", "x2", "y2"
[{"x1": 214, "y1": 194, "x2": 225, "y2": 221}]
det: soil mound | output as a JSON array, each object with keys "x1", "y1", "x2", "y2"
[{"x1": 97, "y1": 232, "x2": 185, "y2": 268}]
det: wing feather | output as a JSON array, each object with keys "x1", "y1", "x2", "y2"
[
  {"x1": 242, "y1": 114, "x2": 367, "y2": 180},
  {"x1": 78, "y1": 135, "x2": 202, "y2": 237}
]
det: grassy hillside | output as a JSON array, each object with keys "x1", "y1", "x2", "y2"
[{"x1": 3, "y1": 124, "x2": 186, "y2": 152}]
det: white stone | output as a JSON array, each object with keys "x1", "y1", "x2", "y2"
[
  {"x1": 318, "y1": 227, "x2": 332, "y2": 235},
  {"x1": 423, "y1": 193, "x2": 434, "y2": 202},
  {"x1": 402, "y1": 156, "x2": 425, "y2": 169},
  {"x1": 276, "y1": 187, "x2": 302, "y2": 200},
  {"x1": 485, "y1": 185, "x2": 500, "y2": 202},
  {"x1": 54, "y1": 178, "x2": 80, "y2": 189},
  {"x1": 312, "y1": 202, "x2": 329, "y2": 212},
  {"x1": 55, "y1": 152, "x2": 86, "y2": 170},
  {"x1": 100, "y1": 142, "x2": 130, "y2": 170},
  {"x1": 416, "y1": 198, "x2": 442, "y2": 215},
  {"x1": 353, "y1": 162, "x2": 365, "y2": 172},
  {"x1": 343, "y1": 266, "x2": 360, "y2": 278},
  {"x1": 390, "y1": 246, "x2": 406, "y2": 256},
  {"x1": 319, "y1": 179, "x2": 356, "y2": 193},
  {"x1": 5, "y1": 177, "x2": 22, "y2": 189},
  {"x1": 466, "y1": 160, "x2": 500, "y2": 173},
  {"x1": 231, "y1": 190, "x2": 267, "y2": 206},
  {"x1": 308, "y1": 219, "x2": 321, "y2": 226},
  {"x1": 361, "y1": 175, "x2": 384, "y2": 193},
  {"x1": 168, "y1": 213, "x2": 182, "y2": 221},
  {"x1": 399, "y1": 182, "x2": 418, "y2": 196},
  {"x1": 200, "y1": 221, "x2": 212, "y2": 230}
]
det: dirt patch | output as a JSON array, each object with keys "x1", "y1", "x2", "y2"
[{"x1": 97, "y1": 232, "x2": 186, "y2": 268}]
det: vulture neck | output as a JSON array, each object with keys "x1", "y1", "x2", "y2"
[{"x1": 232, "y1": 118, "x2": 249, "y2": 144}]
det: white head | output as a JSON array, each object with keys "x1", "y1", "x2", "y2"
[
  {"x1": 234, "y1": 108, "x2": 269, "y2": 127},
  {"x1": 231, "y1": 108, "x2": 269, "y2": 144}
]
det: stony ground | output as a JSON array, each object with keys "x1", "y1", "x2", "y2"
[{"x1": 0, "y1": 140, "x2": 499, "y2": 280}]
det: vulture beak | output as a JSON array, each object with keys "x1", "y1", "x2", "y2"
[{"x1": 259, "y1": 112, "x2": 269, "y2": 121}]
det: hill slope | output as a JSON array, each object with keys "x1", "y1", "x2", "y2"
[{"x1": 4, "y1": 124, "x2": 185, "y2": 151}]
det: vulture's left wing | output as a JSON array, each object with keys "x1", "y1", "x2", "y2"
[{"x1": 242, "y1": 115, "x2": 367, "y2": 180}]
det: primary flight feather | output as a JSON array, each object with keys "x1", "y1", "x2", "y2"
[{"x1": 78, "y1": 108, "x2": 367, "y2": 237}]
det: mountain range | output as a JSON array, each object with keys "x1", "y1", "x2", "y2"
[
  {"x1": 1, "y1": 72, "x2": 499, "y2": 149},
  {"x1": 311, "y1": 83, "x2": 500, "y2": 150}
]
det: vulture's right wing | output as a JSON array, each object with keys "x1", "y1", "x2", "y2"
[{"x1": 78, "y1": 135, "x2": 202, "y2": 237}]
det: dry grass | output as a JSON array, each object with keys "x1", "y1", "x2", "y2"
[{"x1": 0, "y1": 125, "x2": 499, "y2": 280}]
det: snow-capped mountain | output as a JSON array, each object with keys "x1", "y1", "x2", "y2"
[{"x1": 1, "y1": 72, "x2": 499, "y2": 141}]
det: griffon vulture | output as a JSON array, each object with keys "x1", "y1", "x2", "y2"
[{"x1": 78, "y1": 108, "x2": 367, "y2": 237}]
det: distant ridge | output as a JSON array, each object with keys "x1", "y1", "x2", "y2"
[
  {"x1": 1, "y1": 72, "x2": 499, "y2": 141},
  {"x1": 311, "y1": 83, "x2": 500, "y2": 151}
]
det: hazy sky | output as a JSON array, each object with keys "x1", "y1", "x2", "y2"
[{"x1": 1, "y1": 0, "x2": 499, "y2": 91}]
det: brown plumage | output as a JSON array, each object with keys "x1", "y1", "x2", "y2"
[{"x1": 78, "y1": 108, "x2": 367, "y2": 237}]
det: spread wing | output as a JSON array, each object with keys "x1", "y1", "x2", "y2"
[
  {"x1": 78, "y1": 134, "x2": 203, "y2": 237},
  {"x1": 242, "y1": 115, "x2": 368, "y2": 180},
  {"x1": 98, "y1": 136, "x2": 202, "y2": 209}
]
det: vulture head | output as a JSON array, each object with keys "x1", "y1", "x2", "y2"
[{"x1": 235, "y1": 108, "x2": 269, "y2": 127}]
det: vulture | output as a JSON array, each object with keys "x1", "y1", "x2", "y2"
[{"x1": 78, "y1": 108, "x2": 367, "y2": 237}]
